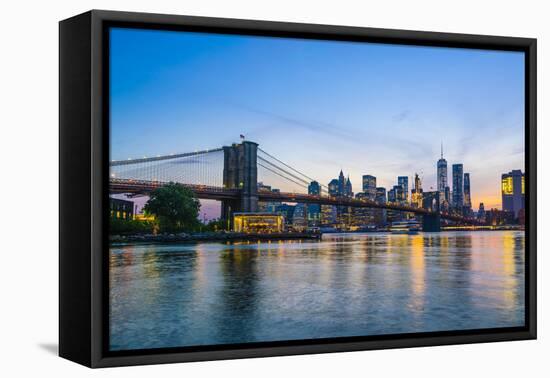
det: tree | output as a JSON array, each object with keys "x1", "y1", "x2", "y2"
[{"x1": 143, "y1": 183, "x2": 201, "y2": 233}]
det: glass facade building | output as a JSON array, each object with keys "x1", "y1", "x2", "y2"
[
  {"x1": 502, "y1": 169, "x2": 525, "y2": 217},
  {"x1": 452, "y1": 164, "x2": 464, "y2": 209}
]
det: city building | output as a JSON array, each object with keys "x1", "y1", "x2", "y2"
[
  {"x1": 411, "y1": 173, "x2": 423, "y2": 208},
  {"x1": 398, "y1": 176, "x2": 409, "y2": 202},
  {"x1": 338, "y1": 170, "x2": 346, "y2": 195},
  {"x1": 233, "y1": 212, "x2": 284, "y2": 233},
  {"x1": 354, "y1": 192, "x2": 374, "y2": 226},
  {"x1": 445, "y1": 186, "x2": 451, "y2": 203},
  {"x1": 502, "y1": 169, "x2": 525, "y2": 218},
  {"x1": 375, "y1": 187, "x2": 387, "y2": 226},
  {"x1": 257, "y1": 182, "x2": 281, "y2": 213},
  {"x1": 292, "y1": 203, "x2": 308, "y2": 231},
  {"x1": 477, "y1": 202, "x2": 486, "y2": 223},
  {"x1": 437, "y1": 144, "x2": 448, "y2": 205},
  {"x1": 274, "y1": 203, "x2": 295, "y2": 226},
  {"x1": 362, "y1": 175, "x2": 377, "y2": 200},
  {"x1": 345, "y1": 175, "x2": 353, "y2": 197},
  {"x1": 485, "y1": 209, "x2": 515, "y2": 226},
  {"x1": 321, "y1": 205, "x2": 337, "y2": 225},
  {"x1": 463, "y1": 173, "x2": 472, "y2": 213},
  {"x1": 110, "y1": 197, "x2": 134, "y2": 220},
  {"x1": 452, "y1": 164, "x2": 464, "y2": 210},
  {"x1": 328, "y1": 179, "x2": 339, "y2": 197},
  {"x1": 307, "y1": 181, "x2": 321, "y2": 225},
  {"x1": 330, "y1": 169, "x2": 353, "y2": 228},
  {"x1": 388, "y1": 184, "x2": 404, "y2": 203}
]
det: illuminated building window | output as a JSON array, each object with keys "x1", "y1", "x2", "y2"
[
  {"x1": 233, "y1": 213, "x2": 285, "y2": 233},
  {"x1": 502, "y1": 177, "x2": 513, "y2": 195}
]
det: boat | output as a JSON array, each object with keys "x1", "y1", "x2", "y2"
[{"x1": 389, "y1": 220, "x2": 421, "y2": 234}]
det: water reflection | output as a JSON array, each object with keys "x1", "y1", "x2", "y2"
[{"x1": 109, "y1": 231, "x2": 525, "y2": 351}]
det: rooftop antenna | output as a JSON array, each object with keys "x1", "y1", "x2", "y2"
[{"x1": 441, "y1": 141, "x2": 443, "y2": 159}]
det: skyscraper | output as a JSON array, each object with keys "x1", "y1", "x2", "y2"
[
  {"x1": 397, "y1": 176, "x2": 408, "y2": 202},
  {"x1": 308, "y1": 181, "x2": 321, "y2": 225},
  {"x1": 375, "y1": 187, "x2": 387, "y2": 226},
  {"x1": 463, "y1": 173, "x2": 472, "y2": 211},
  {"x1": 389, "y1": 185, "x2": 404, "y2": 203},
  {"x1": 308, "y1": 180, "x2": 320, "y2": 195},
  {"x1": 502, "y1": 169, "x2": 525, "y2": 217},
  {"x1": 362, "y1": 175, "x2": 377, "y2": 200},
  {"x1": 478, "y1": 202, "x2": 486, "y2": 222},
  {"x1": 452, "y1": 164, "x2": 464, "y2": 209},
  {"x1": 345, "y1": 175, "x2": 353, "y2": 197},
  {"x1": 328, "y1": 179, "x2": 339, "y2": 197},
  {"x1": 437, "y1": 143, "x2": 448, "y2": 204},
  {"x1": 411, "y1": 173, "x2": 423, "y2": 208},
  {"x1": 338, "y1": 170, "x2": 345, "y2": 195}
]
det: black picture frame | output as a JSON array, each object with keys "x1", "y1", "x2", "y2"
[{"x1": 59, "y1": 9, "x2": 537, "y2": 368}]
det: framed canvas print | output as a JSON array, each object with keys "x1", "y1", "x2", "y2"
[{"x1": 59, "y1": 10, "x2": 537, "y2": 368}]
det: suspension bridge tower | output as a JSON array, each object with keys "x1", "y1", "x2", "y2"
[
  {"x1": 221, "y1": 141, "x2": 259, "y2": 221},
  {"x1": 422, "y1": 191, "x2": 441, "y2": 232}
]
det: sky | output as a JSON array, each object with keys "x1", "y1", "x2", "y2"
[{"x1": 110, "y1": 27, "x2": 525, "y2": 218}]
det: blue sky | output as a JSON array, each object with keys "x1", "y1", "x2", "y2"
[{"x1": 110, "y1": 27, "x2": 524, "y2": 211}]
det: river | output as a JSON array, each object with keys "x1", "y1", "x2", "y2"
[{"x1": 109, "y1": 231, "x2": 525, "y2": 351}]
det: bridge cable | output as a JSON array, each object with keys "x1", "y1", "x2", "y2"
[{"x1": 258, "y1": 148, "x2": 329, "y2": 189}]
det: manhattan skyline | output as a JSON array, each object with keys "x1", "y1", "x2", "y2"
[{"x1": 110, "y1": 27, "x2": 525, "y2": 210}]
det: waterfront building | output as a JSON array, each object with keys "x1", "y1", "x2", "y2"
[
  {"x1": 502, "y1": 169, "x2": 525, "y2": 218},
  {"x1": 362, "y1": 175, "x2": 377, "y2": 200},
  {"x1": 110, "y1": 197, "x2": 134, "y2": 220},
  {"x1": 257, "y1": 182, "x2": 281, "y2": 213},
  {"x1": 387, "y1": 185, "x2": 405, "y2": 222},
  {"x1": 321, "y1": 205, "x2": 337, "y2": 225},
  {"x1": 307, "y1": 181, "x2": 321, "y2": 225},
  {"x1": 354, "y1": 192, "x2": 374, "y2": 226},
  {"x1": 452, "y1": 164, "x2": 464, "y2": 210},
  {"x1": 292, "y1": 203, "x2": 308, "y2": 231},
  {"x1": 233, "y1": 212, "x2": 284, "y2": 233},
  {"x1": 485, "y1": 209, "x2": 515, "y2": 226},
  {"x1": 437, "y1": 144, "x2": 448, "y2": 205},
  {"x1": 375, "y1": 187, "x2": 387, "y2": 226},
  {"x1": 411, "y1": 173, "x2": 423, "y2": 208},
  {"x1": 274, "y1": 203, "x2": 295, "y2": 226},
  {"x1": 398, "y1": 176, "x2": 409, "y2": 202}
]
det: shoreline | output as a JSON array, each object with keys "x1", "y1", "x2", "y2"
[
  {"x1": 110, "y1": 232, "x2": 322, "y2": 245},
  {"x1": 109, "y1": 228, "x2": 524, "y2": 245}
]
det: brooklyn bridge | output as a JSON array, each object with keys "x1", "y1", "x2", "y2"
[{"x1": 110, "y1": 140, "x2": 481, "y2": 231}]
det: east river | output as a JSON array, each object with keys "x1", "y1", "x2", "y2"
[{"x1": 109, "y1": 231, "x2": 525, "y2": 351}]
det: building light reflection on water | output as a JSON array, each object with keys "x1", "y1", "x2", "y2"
[
  {"x1": 410, "y1": 236, "x2": 426, "y2": 312},
  {"x1": 109, "y1": 231, "x2": 525, "y2": 351}
]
